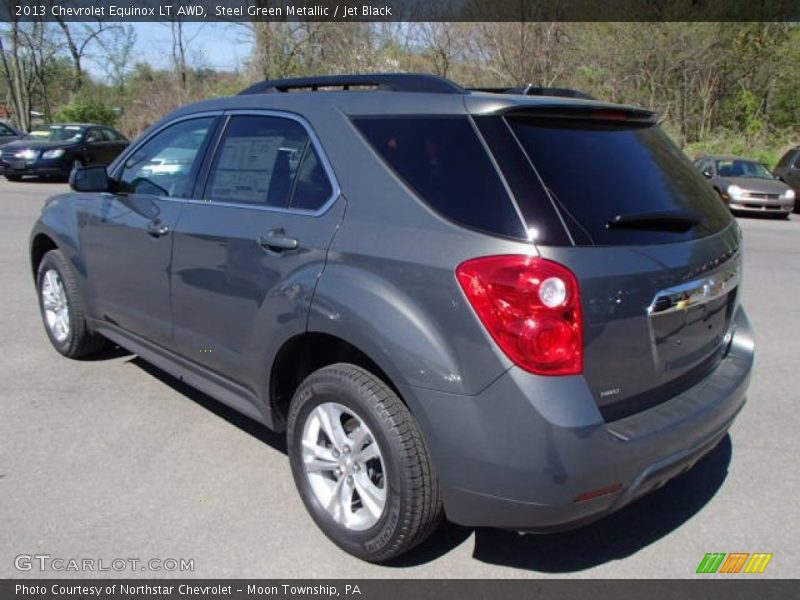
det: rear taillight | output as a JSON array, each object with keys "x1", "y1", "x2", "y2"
[{"x1": 456, "y1": 255, "x2": 583, "y2": 375}]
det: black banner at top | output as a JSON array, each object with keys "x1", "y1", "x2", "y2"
[{"x1": 2, "y1": 0, "x2": 800, "y2": 22}]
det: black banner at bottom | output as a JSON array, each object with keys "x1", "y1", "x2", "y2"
[{"x1": 2, "y1": 579, "x2": 797, "y2": 600}]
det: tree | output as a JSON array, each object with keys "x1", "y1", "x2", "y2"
[
  {"x1": 51, "y1": 13, "x2": 112, "y2": 95},
  {"x1": 95, "y1": 24, "x2": 136, "y2": 94},
  {"x1": 54, "y1": 96, "x2": 117, "y2": 125},
  {"x1": 0, "y1": 11, "x2": 38, "y2": 131}
]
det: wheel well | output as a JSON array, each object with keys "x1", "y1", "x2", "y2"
[
  {"x1": 30, "y1": 234, "x2": 58, "y2": 277},
  {"x1": 270, "y1": 333, "x2": 399, "y2": 430}
]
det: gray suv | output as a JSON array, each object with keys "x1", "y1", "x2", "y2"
[{"x1": 29, "y1": 74, "x2": 754, "y2": 562}]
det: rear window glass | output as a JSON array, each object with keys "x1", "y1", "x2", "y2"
[
  {"x1": 353, "y1": 116, "x2": 525, "y2": 239},
  {"x1": 508, "y1": 117, "x2": 733, "y2": 246}
]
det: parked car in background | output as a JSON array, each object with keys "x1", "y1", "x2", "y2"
[
  {"x1": 773, "y1": 146, "x2": 800, "y2": 213},
  {"x1": 0, "y1": 123, "x2": 128, "y2": 181},
  {"x1": 30, "y1": 74, "x2": 754, "y2": 562},
  {"x1": 0, "y1": 122, "x2": 23, "y2": 146},
  {"x1": 694, "y1": 155, "x2": 795, "y2": 218}
]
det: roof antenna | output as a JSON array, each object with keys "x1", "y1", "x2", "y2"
[{"x1": 522, "y1": 83, "x2": 534, "y2": 95}]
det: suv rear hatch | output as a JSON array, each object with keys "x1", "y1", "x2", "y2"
[{"x1": 478, "y1": 108, "x2": 740, "y2": 420}]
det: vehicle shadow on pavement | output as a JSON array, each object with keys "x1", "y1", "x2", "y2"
[
  {"x1": 129, "y1": 357, "x2": 287, "y2": 454},
  {"x1": 468, "y1": 434, "x2": 733, "y2": 572}
]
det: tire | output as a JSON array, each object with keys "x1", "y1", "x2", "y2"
[
  {"x1": 68, "y1": 158, "x2": 84, "y2": 180},
  {"x1": 36, "y1": 249, "x2": 106, "y2": 358},
  {"x1": 287, "y1": 363, "x2": 442, "y2": 562},
  {"x1": 5, "y1": 174, "x2": 21, "y2": 182}
]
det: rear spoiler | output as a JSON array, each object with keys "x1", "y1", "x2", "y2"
[{"x1": 503, "y1": 105, "x2": 658, "y2": 124}]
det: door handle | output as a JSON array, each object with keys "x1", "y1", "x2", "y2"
[
  {"x1": 258, "y1": 229, "x2": 298, "y2": 252},
  {"x1": 147, "y1": 219, "x2": 170, "y2": 238}
]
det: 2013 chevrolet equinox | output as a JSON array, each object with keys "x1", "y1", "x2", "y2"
[{"x1": 30, "y1": 74, "x2": 754, "y2": 562}]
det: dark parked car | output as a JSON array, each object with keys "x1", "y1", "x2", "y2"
[
  {"x1": 0, "y1": 121, "x2": 23, "y2": 146},
  {"x1": 1, "y1": 123, "x2": 128, "y2": 181},
  {"x1": 694, "y1": 155, "x2": 795, "y2": 218},
  {"x1": 30, "y1": 74, "x2": 754, "y2": 562},
  {"x1": 773, "y1": 146, "x2": 800, "y2": 213}
]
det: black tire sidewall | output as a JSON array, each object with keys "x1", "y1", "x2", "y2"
[
  {"x1": 36, "y1": 252, "x2": 78, "y2": 356},
  {"x1": 287, "y1": 373, "x2": 407, "y2": 561}
]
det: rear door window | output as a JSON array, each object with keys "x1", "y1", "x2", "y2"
[
  {"x1": 353, "y1": 116, "x2": 526, "y2": 239},
  {"x1": 205, "y1": 115, "x2": 310, "y2": 208},
  {"x1": 507, "y1": 117, "x2": 733, "y2": 246}
]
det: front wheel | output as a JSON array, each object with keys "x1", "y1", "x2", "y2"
[
  {"x1": 5, "y1": 174, "x2": 22, "y2": 182},
  {"x1": 36, "y1": 250, "x2": 106, "y2": 358},
  {"x1": 287, "y1": 364, "x2": 442, "y2": 562}
]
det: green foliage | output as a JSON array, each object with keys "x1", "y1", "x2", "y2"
[
  {"x1": 683, "y1": 129, "x2": 800, "y2": 168},
  {"x1": 733, "y1": 87, "x2": 763, "y2": 138},
  {"x1": 54, "y1": 97, "x2": 117, "y2": 126}
]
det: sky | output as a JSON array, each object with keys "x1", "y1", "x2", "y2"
[{"x1": 88, "y1": 22, "x2": 253, "y2": 79}]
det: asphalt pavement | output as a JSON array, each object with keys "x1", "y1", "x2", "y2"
[{"x1": 1, "y1": 178, "x2": 797, "y2": 578}]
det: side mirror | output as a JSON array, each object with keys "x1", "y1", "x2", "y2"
[
  {"x1": 70, "y1": 166, "x2": 112, "y2": 193},
  {"x1": 701, "y1": 169, "x2": 713, "y2": 179}
]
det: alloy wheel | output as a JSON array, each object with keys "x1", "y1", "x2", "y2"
[
  {"x1": 301, "y1": 402, "x2": 386, "y2": 531},
  {"x1": 41, "y1": 269, "x2": 70, "y2": 343}
]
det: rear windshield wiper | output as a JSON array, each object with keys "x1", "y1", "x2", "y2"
[{"x1": 606, "y1": 210, "x2": 703, "y2": 232}]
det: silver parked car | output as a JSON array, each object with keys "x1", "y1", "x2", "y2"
[{"x1": 694, "y1": 155, "x2": 796, "y2": 218}]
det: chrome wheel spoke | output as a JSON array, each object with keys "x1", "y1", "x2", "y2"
[
  {"x1": 353, "y1": 442, "x2": 380, "y2": 463},
  {"x1": 304, "y1": 456, "x2": 337, "y2": 473},
  {"x1": 324, "y1": 479, "x2": 345, "y2": 521},
  {"x1": 302, "y1": 439, "x2": 335, "y2": 461},
  {"x1": 347, "y1": 425, "x2": 369, "y2": 453},
  {"x1": 42, "y1": 294, "x2": 58, "y2": 310},
  {"x1": 354, "y1": 471, "x2": 385, "y2": 520},
  {"x1": 315, "y1": 403, "x2": 348, "y2": 451},
  {"x1": 324, "y1": 476, "x2": 355, "y2": 525}
]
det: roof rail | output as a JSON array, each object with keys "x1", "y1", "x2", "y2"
[
  {"x1": 239, "y1": 73, "x2": 466, "y2": 96},
  {"x1": 469, "y1": 85, "x2": 595, "y2": 100}
]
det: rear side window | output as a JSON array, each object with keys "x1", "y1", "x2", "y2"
[
  {"x1": 507, "y1": 117, "x2": 733, "y2": 246},
  {"x1": 353, "y1": 116, "x2": 525, "y2": 239},
  {"x1": 290, "y1": 147, "x2": 333, "y2": 211}
]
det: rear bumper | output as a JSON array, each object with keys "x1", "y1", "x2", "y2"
[{"x1": 401, "y1": 306, "x2": 754, "y2": 530}]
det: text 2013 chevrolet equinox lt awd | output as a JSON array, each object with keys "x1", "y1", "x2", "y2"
[{"x1": 30, "y1": 74, "x2": 754, "y2": 562}]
